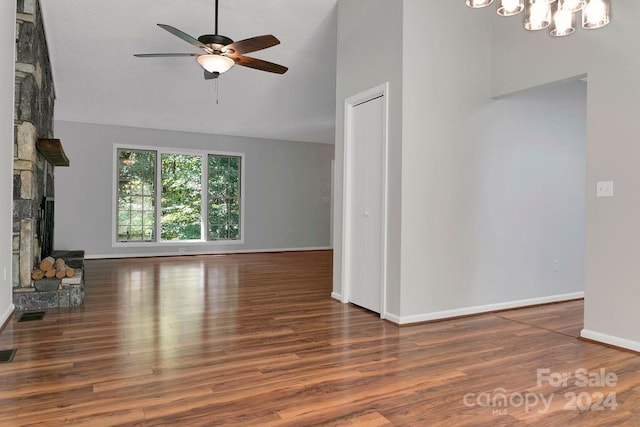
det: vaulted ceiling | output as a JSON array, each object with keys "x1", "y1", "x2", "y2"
[{"x1": 40, "y1": 0, "x2": 338, "y2": 144}]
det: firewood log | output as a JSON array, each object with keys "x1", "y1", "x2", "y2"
[
  {"x1": 40, "y1": 256, "x2": 55, "y2": 271},
  {"x1": 55, "y1": 267, "x2": 67, "y2": 279},
  {"x1": 45, "y1": 268, "x2": 56, "y2": 279},
  {"x1": 31, "y1": 269, "x2": 44, "y2": 281},
  {"x1": 65, "y1": 268, "x2": 76, "y2": 278},
  {"x1": 54, "y1": 258, "x2": 66, "y2": 270}
]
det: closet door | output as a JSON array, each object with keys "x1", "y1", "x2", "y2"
[{"x1": 347, "y1": 95, "x2": 384, "y2": 313}]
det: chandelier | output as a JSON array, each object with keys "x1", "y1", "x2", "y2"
[{"x1": 466, "y1": 0, "x2": 611, "y2": 37}]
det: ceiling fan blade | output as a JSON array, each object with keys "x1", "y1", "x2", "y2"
[
  {"x1": 235, "y1": 55, "x2": 288, "y2": 74},
  {"x1": 204, "y1": 70, "x2": 220, "y2": 80},
  {"x1": 224, "y1": 35, "x2": 280, "y2": 57},
  {"x1": 134, "y1": 53, "x2": 199, "y2": 57},
  {"x1": 157, "y1": 24, "x2": 213, "y2": 53}
]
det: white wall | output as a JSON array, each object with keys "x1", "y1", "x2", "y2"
[
  {"x1": 401, "y1": 0, "x2": 493, "y2": 319},
  {"x1": 54, "y1": 121, "x2": 334, "y2": 258},
  {"x1": 492, "y1": 3, "x2": 640, "y2": 350},
  {"x1": 0, "y1": 0, "x2": 16, "y2": 324},
  {"x1": 334, "y1": 0, "x2": 403, "y2": 316},
  {"x1": 459, "y1": 81, "x2": 586, "y2": 309},
  {"x1": 399, "y1": 1, "x2": 585, "y2": 321}
]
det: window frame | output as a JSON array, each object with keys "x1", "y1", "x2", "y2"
[
  {"x1": 115, "y1": 148, "x2": 157, "y2": 243},
  {"x1": 207, "y1": 153, "x2": 242, "y2": 241},
  {"x1": 112, "y1": 144, "x2": 245, "y2": 247}
]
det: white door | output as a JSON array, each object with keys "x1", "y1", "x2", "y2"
[{"x1": 346, "y1": 94, "x2": 385, "y2": 313}]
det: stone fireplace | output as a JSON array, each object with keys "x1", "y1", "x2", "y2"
[{"x1": 12, "y1": 0, "x2": 84, "y2": 309}]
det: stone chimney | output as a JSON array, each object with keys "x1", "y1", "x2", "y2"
[{"x1": 13, "y1": 0, "x2": 56, "y2": 289}]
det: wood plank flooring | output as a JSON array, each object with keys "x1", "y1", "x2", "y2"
[{"x1": 0, "y1": 250, "x2": 639, "y2": 426}]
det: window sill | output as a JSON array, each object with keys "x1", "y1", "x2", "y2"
[{"x1": 112, "y1": 239, "x2": 244, "y2": 248}]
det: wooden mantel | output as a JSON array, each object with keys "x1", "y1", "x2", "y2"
[{"x1": 36, "y1": 139, "x2": 70, "y2": 167}]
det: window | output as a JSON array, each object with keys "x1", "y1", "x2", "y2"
[
  {"x1": 117, "y1": 149, "x2": 156, "y2": 242},
  {"x1": 115, "y1": 147, "x2": 243, "y2": 244},
  {"x1": 161, "y1": 153, "x2": 202, "y2": 241},
  {"x1": 208, "y1": 155, "x2": 241, "y2": 240}
]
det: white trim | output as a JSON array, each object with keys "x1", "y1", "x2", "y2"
[
  {"x1": 113, "y1": 143, "x2": 244, "y2": 158},
  {"x1": 85, "y1": 246, "x2": 332, "y2": 260},
  {"x1": 383, "y1": 312, "x2": 401, "y2": 324},
  {"x1": 330, "y1": 159, "x2": 335, "y2": 249},
  {"x1": 3, "y1": 0, "x2": 17, "y2": 332},
  {"x1": 154, "y1": 148, "x2": 162, "y2": 242},
  {"x1": 341, "y1": 83, "x2": 390, "y2": 317},
  {"x1": 389, "y1": 292, "x2": 584, "y2": 325},
  {"x1": 0, "y1": 303, "x2": 14, "y2": 328},
  {"x1": 331, "y1": 292, "x2": 343, "y2": 301},
  {"x1": 111, "y1": 239, "x2": 245, "y2": 249},
  {"x1": 580, "y1": 329, "x2": 640, "y2": 353}
]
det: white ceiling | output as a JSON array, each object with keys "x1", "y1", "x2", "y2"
[{"x1": 40, "y1": 0, "x2": 338, "y2": 144}]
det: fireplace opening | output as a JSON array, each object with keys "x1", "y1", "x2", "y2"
[{"x1": 40, "y1": 197, "x2": 54, "y2": 259}]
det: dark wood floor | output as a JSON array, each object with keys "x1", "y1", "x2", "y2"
[{"x1": 0, "y1": 250, "x2": 639, "y2": 426}]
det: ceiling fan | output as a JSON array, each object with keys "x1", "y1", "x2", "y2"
[{"x1": 134, "y1": 0, "x2": 288, "y2": 80}]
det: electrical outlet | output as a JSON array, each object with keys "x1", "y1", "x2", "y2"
[
  {"x1": 596, "y1": 181, "x2": 613, "y2": 198},
  {"x1": 552, "y1": 260, "x2": 560, "y2": 272},
  {"x1": 178, "y1": 247, "x2": 186, "y2": 253}
]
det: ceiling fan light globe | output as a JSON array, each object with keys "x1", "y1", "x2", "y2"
[{"x1": 196, "y1": 54, "x2": 235, "y2": 74}]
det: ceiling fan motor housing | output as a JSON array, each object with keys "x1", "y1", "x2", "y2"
[{"x1": 198, "y1": 34, "x2": 233, "y2": 52}]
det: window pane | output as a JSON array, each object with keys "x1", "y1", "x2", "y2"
[
  {"x1": 116, "y1": 149, "x2": 156, "y2": 242},
  {"x1": 207, "y1": 155, "x2": 241, "y2": 240},
  {"x1": 229, "y1": 224, "x2": 239, "y2": 239},
  {"x1": 161, "y1": 153, "x2": 202, "y2": 241}
]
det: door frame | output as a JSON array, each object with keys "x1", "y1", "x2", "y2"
[{"x1": 341, "y1": 82, "x2": 389, "y2": 319}]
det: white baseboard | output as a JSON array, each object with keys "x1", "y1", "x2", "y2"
[
  {"x1": 85, "y1": 246, "x2": 332, "y2": 260},
  {"x1": 0, "y1": 303, "x2": 14, "y2": 328},
  {"x1": 580, "y1": 329, "x2": 640, "y2": 353},
  {"x1": 331, "y1": 294, "x2": 400, "y2": 322},
  {"x1": 394, "y1": 292, "x2": 584, "y2": 325},
  {"x1": 383, "y1": 312, "x2": 401, "y2": 324}
]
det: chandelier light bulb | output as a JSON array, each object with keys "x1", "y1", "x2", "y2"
[
  {"x1": 497, "y1": 0, "x2": 525, "y2": 16},
  {"x1": 525, "y1": 0, "x2": 552, "y2": 30},
  {"x1": 582, "y1": 0, "x2": 611, "y2": 29},
  {"x1": 466, "y1": 0, "x2": 494, "y2": 8},
  {"x1": 466, "y1": 0, "x2": 610, "y2": 35},
  {"x1": 561, "y1": 0, "x2": 585, "y2": 12},
  {"x1": 550, "y1": 4, "x2": 576, "y2": 36}
]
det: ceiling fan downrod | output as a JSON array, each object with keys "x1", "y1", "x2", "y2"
[
  {"x1": 215, "y1": 0, "x2": 219, "y2": 35},
  {"x1": 198, "y1": 0, "x2": 232, "y2": 49}
]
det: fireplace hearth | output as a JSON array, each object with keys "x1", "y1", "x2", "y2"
[{"x1": 13, "y1": 250, "x2": 85, "y2": 311}]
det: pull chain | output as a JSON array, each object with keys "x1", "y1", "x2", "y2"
[{"x1": 215, "y1": 78, "x2": 219, "y2": 104}]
